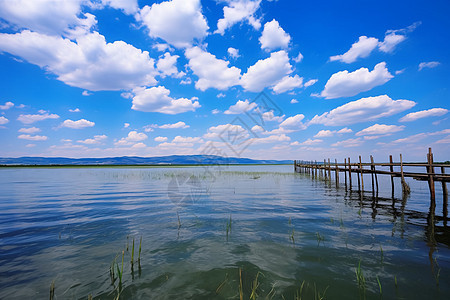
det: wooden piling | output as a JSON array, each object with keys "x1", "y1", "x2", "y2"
[
  {"x1": 348, "y1": 157, "x2": 352, "y2": 190},
  {"x1": 427, "y1": 148, "x2": 436, "y2": 201},
  {"x1": 389, "y1": 155, "x2": 395, "y2": 197},
  {"x1": 370, "y1": 155, "x2": 375, "y2": 195},
  {"x1": 359, "y1": 156, "x2": 364, "y2": 192},
  {"x1": 328, "y1": 158, "x2": 331, "y2": 180},
  {"x1": 370, "y1": 155, "x2": 378, "y2": 194},
  {"x1": 344, "y1": 158, "x2": 348, "y2": 191},
  {"x1": 335, "y1": 158, "x2": 339, "y2": 187},
  {"x1": 324, "y1": 159, "x2": 327, "y2": 180},
  {"x1": 441, "y1": 166, "x2": 448, "y2": 197}
]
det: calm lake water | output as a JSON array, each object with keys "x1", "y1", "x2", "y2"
[{"x1": 0, "y1": 165, "x2": 449, "y2": 299}]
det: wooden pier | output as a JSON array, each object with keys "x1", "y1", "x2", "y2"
[{"x1": 294, "y1": 148, "x2": 449, "y2": 202}]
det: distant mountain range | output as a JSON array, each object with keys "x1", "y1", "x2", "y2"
[{"x1": 0, "y1": 155, "x2": 292, "y2": 166}]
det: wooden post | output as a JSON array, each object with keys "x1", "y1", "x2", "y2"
[
  {"x1": 348, "y1": 157, "x2": 352, "y2": 190},
  {"x1": 370, "y1": 155, "x2": 375, "y2": 195},
  {"x1": 441, "y1": 166, "x2": 448, "y2": 197},
  {"x1": 328, "y1": 158, "x2": 331, "y2": 180},
  {"x1": 389, "y1": 155, "x2": 395, "y2": 197},
  {"x1": 344, "y1": 158, "x2": 348, "y2": 191},
  {"x1": 427, "y1": 148, "x2": 436, "y2": 201},
  {"x1": 370, "y1": 155, "x2": 378, "y2": 195},
  {"x1": 294, "y1": 160, "x2": 296, "y2": 172},
  {"x1": 324, "y1": 159, "x2": 327, "y2": 180},
  {"x1": 400, "y1": 154, "x2": 410, "y2": 195},
  {"x1": 335, "y1": 159, "x2": 339, "y2": 187},
  {"x1": 359, "y1": 156, "x2": 364, "y2": 191},
  {"x1": 357, "y1": 161, "x2": 361, "y2": 192},
  {"x1": 315, "y1": 160, "x2": 318, "y2": 178}
]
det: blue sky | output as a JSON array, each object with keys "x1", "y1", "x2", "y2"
[{"x1": 0, "y1": 0, "x2": 449, "y2": 161}]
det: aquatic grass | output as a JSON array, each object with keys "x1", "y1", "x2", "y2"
[
  {"x1": 376, "y1": 275, "x2": 382, "y2": 295},
  {"x1": 131, "y1": 238, "x2": 135, "y2": 267},
  {"x1": 250, "y1": 272, "x2": 262, "y2": 300},
  {"x1": 138, "y1": 236, "x2": 142, "y2": 263},
  {"x1": 295, "y1": 280, "x2": 306, "y2": 300},
  {"x1": 239, "y1": 268, "x2": 243, "y2": 300},
  {"x1": 226, "y1": 214, "x2": 232, "y2": 240},
  {"x1": 290, "y1": 228, "x2": 295, "y2": 245},
  {"x1": 355, "y1": 260, "x2": 366, "y2": 298},
  {"x1": 215, "y1": 273, "x2": 228, "y2": 294},
  {"x1": 49, "y1": 280, "x2": 55, "y2": 300},
  {"x1": 316, "y1": 232, "x2": 324, "y2": 246},
  {"x1": 434, "y1": 257, "x2": 441, "y2": 286}
]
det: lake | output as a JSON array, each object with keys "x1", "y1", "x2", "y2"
[{"x1": 0, "y1": 165, "x2": 448, "y2": 299}]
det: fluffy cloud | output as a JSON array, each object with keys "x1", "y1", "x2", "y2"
[
  {"x1": 293, "y1": 52, "x2": 303, "y2": 63},
  {"x1": 224, "y1": 99, "x2": 257, "y2": 114},
  {"x1": 290, "y1": 99, "x2": 299, "y2": 104},
  {"x1": 320, "y1": 62, "x2": 393, "y2": 99},
  {"x1": 204, "y1": 124, "x2": 249, "y2": 140},
  {"x1": 399, "y1": 108, "x2": 448, "y2": 122},
  {"x1": 185, "y1": 46, "x2": 241, "y2": 91},
  {"x1": 215, "y1": 0, "x2": 261, "y2": 35},
  {"x1": 310, "y1": 95, "x2": 416, "y2": 126},
  {"x1": 259, "y1": 19, "x2": 290, "y2": 51},
  {"x1": 418, "y1": 61, "x2": 441, "y2": 71},
  {"x1": 0, "y1": 0, "x2": 91, "y2": 37},
  {"x1": 131, "y1": 86, "x2": 200, "y2": 114},
  {"x1": 331, "y1": 138, "x2": 363, "y2": 148},
  {"x1": 272, "y1": 74, "x2": 303, "y2": 94},
  {"x1": 154, "y1": 136, "x2": 168, "y2": 142},
  {"x1": 241, "y1": 50, "x2": 292, "y2": 92},
  {"x1": 314, "y1": 127, "x2": 353, "y2": 138},
  {"x1": 69, "y1": 108, "x2": 81, "y2": 112},
  {"x1": 266, "y1": 114, "x2": 306, "y2": 134},
  {"x1": 330, "y1": 36, "x2": 379, "y2": 63},
  {"x1": 299, "y1": 138, "x2": 323, "y2": 146},
  {"x1": 251, "y1": 134, "x2": 290, "y2": 145},
  {"x1": 355, "y1": 124, "x2": 404, "y2": 136},
  {"x1": 0, "y1": 116, "x2": 9, "y2": 125},
  {"x1": 100, "y1": 0, "x2": 139, "y2": 14},
  {"x1": 137, "y1": 0, "x2": 209, "y2": 48},
  {"x1": 172, "y1": 136, "x2": 203, "y2": 143},
  {"x1": 17, "y1": 111, "x2": 59, "y2": 124},
  {"x1": 304, "y1": 79, "x2": 318, "y2": 88},
  {"x1": 157, "y1": 52, "x2": 185, "y2": 78},
  {"x1": 115, "y1": 131, "x2": 148, "y2": 146},
  {"x1": 262, "y1": 111, "x2": 285, "y2": 122},
  {"x1": 0, "y1": 31, "x2": 157, "y2": 91},
  {"x1": 18, "y1": 134, "x2": 48, "y2": 141},
  {"x1": 0, "y1": 101, "x2": 14, "y2": 110},
  {"x1": 78, "y1": 135, "x2": 107, "y2": 144},
  {"x1": 61, "y1": 119, "x2": 95, "y2": 129},
  {"x1": 228, "y1": 47, "x2": 240, "y2": 59},
  {"x1": 19, "y1": 127, "x2": 41, "y2": 134},
  {"x1": 158, "y1": 121, "x2": 190, "y2": 129},
  {"x1": 330, "y1": 23, "x2": 420, "y2": 63}
]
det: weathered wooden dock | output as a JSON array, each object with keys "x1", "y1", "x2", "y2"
[{"x1": 294, "y1": 148, "x2": 449, "y2": 202}]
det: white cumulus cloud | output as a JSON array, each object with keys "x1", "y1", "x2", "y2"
[
  {"x1": 259, "y1": 19, "x2": 290, "y2": 51},
  {"x1": 115, "y1": 131, "x2": 148, "y2": 146},
  {"x1": 320, "y1": 62, "x2": 393, "y2": 99},
  {"x1": 418, "y1": 61, "x2": 441, "y2": 71},
  {"x1": 137, "y1": 0, "x2": 209, "y2": 48},
  {"x1": 17, "y1": 111, "x2": 59, "y2": 124},
  {"x1": 0, "y1": 31, "x2": 158, "y2": 91},
  {"x1": 355, "y1": 124, "x2": 405, "y2": 136},
  {"x1": 310, "y1": 95, "x2": 416, "y2": 126},
  {"x1": 0, "y1": 101, "x2": 14, "y2": 110},
  {"x1": 224, "y1": 99, "x2": 257, "y2": 114},
  {"x1": 18, "y1": 134, "x2": 48, "y2": 141},
  {"x1": 399, "y1": 108, "x2": 448, "y2": 122},
  {"x1": 227, "y1": 47, "x2": 240, "y2": 59},
  {"x1": 272, "y1": 74, "x2": 303, "y2": 94},
  {"x1": 330, "y1": 36, "x2": 379, "y2": 63},
  {"x1": 78, "y1": 134, "x2": 107, "y2": 144},
  {"x1": 132, "y1": 86, "x2": 200, "y2": 114},
  {"x1": 61, "y1": 119, "x2": 95, "y2": 129},
  {"x1": 0, "y1": 116, "x2": 9, "y2": 125},
  {"x1": 157, "y1": 52, "x2": 185, "y2": 78},
  {"x1": 215, "y1": 0, "x2": 261, "y2": 35},
  {"x1": 154, "y1": 136, "x2": 168, "y2": 142},
  {"x1": 241, "y1": 50, "x2": 292, "y2": 92},
  {"x1": 185, "y1": 46, "x2": 241, "y2": 91},
  {"x1": 19, "y1": 127, "x2": 41, "y2": 134}
]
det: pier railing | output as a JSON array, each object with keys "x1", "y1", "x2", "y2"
[{"x1": 294, "y1": 148, "x2": 449, "y2": 201}]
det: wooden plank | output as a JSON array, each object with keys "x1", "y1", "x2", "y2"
[
  {"x1": 428, "y1": 148, "x2": 436, "y2": 201},
  {"x1": 389, "y1": 155, "x2": 395, "y2": 197},
  {"x1": 348, "y1": 157, "x2": 352, "y2": 190},
  {"x1": 359, "y1": 156, "x2": 364, "y2": 191}
]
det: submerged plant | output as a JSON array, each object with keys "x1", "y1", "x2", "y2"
[
  {"x1": 49, "y1": 280, "x2": 55, "y2": 300},
  {"x1": 316, "y1": 232, "x2": 324, "y2": 246},
  {"x1": 250, "y1": 272, "x2": 262, "y2": 300},
  {"x1": 355, "y1": 260, "x2": 366, "y2": 298},
  {"x1": 239, "y1": 268, "x2": 243, "y2": 300},
  {"x1": 376, "y1": 275, "x2": 382, "y2": 295}
]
